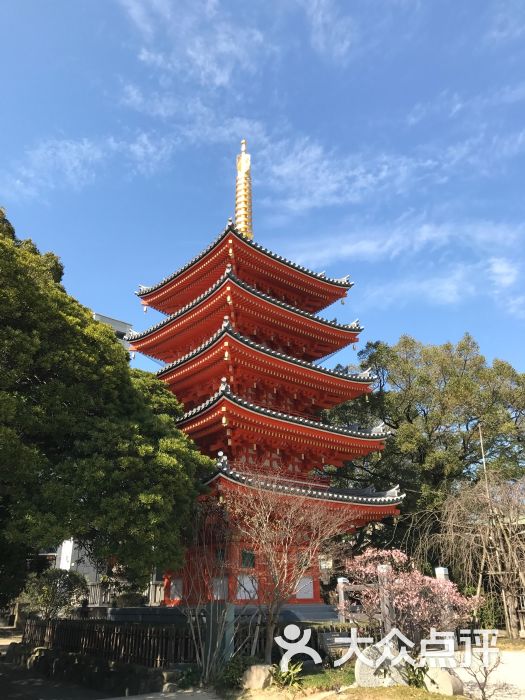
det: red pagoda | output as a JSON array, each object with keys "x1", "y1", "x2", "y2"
[{"x1": 129, "y1": 140, "x2": 403, "y2": 608}]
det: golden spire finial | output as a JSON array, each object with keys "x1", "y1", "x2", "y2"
[{"x1": 235, "y1": 139, "x2": 253, "y2": 240}]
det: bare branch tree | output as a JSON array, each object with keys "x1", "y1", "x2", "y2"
[
  {"x1": 460, "y1": 651, "x2": 502, "y2": 700},
  {"x1": 176, "y1": 499, "x2": 253, "y2": 684},
  {"x1": 412, "y1": 473, "x2": 525, "y2": 639},
  {"x1": 222, "y1": 462, "x2": 356, "y2": 662}
]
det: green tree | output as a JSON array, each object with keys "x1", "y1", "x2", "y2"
[
  {"x1": 0, "y1": 210, "x2": 212, "y2": 597},
  {"x1": 324, "y1": 334, "x2": 525, "y2": 546},
  {"x1": 20, "y1": 569, "x2": 88, "y2": 620},
  {"x1": 76, "y1": 368, "x2": 213, "y2": 584},
  {"x1": 0, "y1": 529, "x2": 30, "y2": 609}
]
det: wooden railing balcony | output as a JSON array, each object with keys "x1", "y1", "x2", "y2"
[
  {"x1": 146, "y1": 581, "x2": 165, "y2": 606},
  {"x1": 87, "y1": 581, "x2": 164, "y2": 607},
  {"x1": 87, "y1": 583, "x2": 113, "y2": 607}
]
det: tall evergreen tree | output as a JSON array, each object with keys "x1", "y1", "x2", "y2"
[
  {"x1": 0, "y1": 210, "x2": 212, "y2": 600},
  {"x1": 324, "y1": 334, "x2": 525, "y2": 548}
]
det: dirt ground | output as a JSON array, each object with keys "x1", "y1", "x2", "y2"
[
  {"x1": 0, "y1": 661, "x2": 108, "y2": 700},
  {"x1": 455, "y1": 649, "x2": 525, "y2": 699},
  {"x1": 2, "y1": 633, "x2": 523, "y2": 700},
  {"x1": 106, "y1": 689, "x2": 449, "y2": 700}
]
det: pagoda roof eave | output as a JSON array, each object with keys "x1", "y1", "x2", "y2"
[
  {"x1": 178, "y1": 381, "x2": 389, "y2": 442},
  {"x1": 157, "y1": 320, "x2": 374, "y2": 386},
  {"x1": 126, "y1": 267, "x2": 363, "y2": 344},
  {"x1": 205, "y1": 456, "x2": 404, "y2": 507},
  {"x1": 136, "y1": 223, "x2": 353, "y2": 300}
]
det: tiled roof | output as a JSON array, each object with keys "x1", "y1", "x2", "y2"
[
  {"x1": 179, "y1": 379, "x2": 389, "y2": 441},
  {"x1": 206, "y1": 454, "x2": 404, "y2": 506},
  {"x1": 157, "y1": 318, "x2": 374, "y2": 385},
  {"x1": 126, "y1": 266, "x2": 363, "y2": 342},
  {"x1": 136, "y1": 222, "x2": 353, "y2": 297}
]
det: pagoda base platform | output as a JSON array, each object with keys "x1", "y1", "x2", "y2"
[
  {"x1": 239, "y1": 603, "x2": 339, "y2": 623},
  {"x1": 107, "y1": 603, "x2": 338, "y2": 624}
]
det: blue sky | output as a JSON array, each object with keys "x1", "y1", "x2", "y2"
[{"x1": 1, "y1": 1, "x2": 524, "y2": 372}]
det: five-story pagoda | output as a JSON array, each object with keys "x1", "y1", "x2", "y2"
[{"x1": 128, "y1": 141, "x2": 403, "y2": 607}]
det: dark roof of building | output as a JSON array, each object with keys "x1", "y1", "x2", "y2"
[
  {"x1": 127, "y1": 266, "x2": 363, "y2": 342},
  {"x1": 157, "y1": 318, "x2": 373, "y2": 385},
  {"x1": 179, "y1": 379, "x2": 389, "y2": 441},
  {"x1": 205, "y1": 454, "x2": 404, "y2": 506},
  {"x1": 137, "y1": 222, "x2": 353, "y2": 297}
]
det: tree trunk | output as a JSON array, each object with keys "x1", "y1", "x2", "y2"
[
  {"x1": 505, "y1": 590, "x2": 520, "y2": 640},
  {"x1": 264, "y1": 618, "x2": 276, "y2": 663},
  {"x1": 264, "y1": 606, "x2": 279, "y2": 664},
  {"x1": 377, "y1": 564, "x2": 395, "y2": 635},
  {"x1": 501, "y1": 587, "x2": 513, "y2": 639},
  {"x1": 251, "y1": 611, "x2": 262, "y2": 658}
]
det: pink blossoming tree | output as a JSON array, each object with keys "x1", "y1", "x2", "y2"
[{"x1": 345, "y1": 548, "x2": 474, "y2": 639}]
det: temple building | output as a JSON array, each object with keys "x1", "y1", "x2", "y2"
[{"x1": 128, "y1": 141, "x2": 404, "y2": 609}]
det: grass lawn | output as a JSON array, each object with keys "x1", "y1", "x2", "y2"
[
  {"x1": 300, "y1": 665, "x2": 355, "y2": 691},
  {"x1": 291, "y1": 666, "x2": 468, "y2": 699},
  {"x1": 496, "y1": 637, "x2": 525, "y2": 651},
  {"x1": 298, "y1": 668, "x2": 467, "y2": 698}
]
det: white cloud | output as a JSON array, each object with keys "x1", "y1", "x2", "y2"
[
  {"x1": 120, "y1": 0, "x2": 268, "y2": 88},
  {"x1": 121, "y1": 84, "x2": 270, "y2": 151},
  {"x1": 299, "y1": 0, "x2": 356, "y2": 62},
  {"x1": 494, "y1": 82, "x2": 525, "y2": 105},
  {"x1": 179, "y1": 108, "x2": 269, "y2": 149},
  {"x1": 0, "y1": 138, "x2": 108, "y2": 199},
  {"x1": 297, "y1": 0, "x2": 422, "y2": 64},
  {"x1": 184, "y1": 25, "x2": 265, "y2": 88},
  {"x1": 0, "y1": 132, "x2": 178, "y2": 201},
  {"x1": 362, "y1": 262, "x2": 479, "y2": 309},
  {"x1": 487, "y1": 257, "x2": 519, "y2": 290},
  {"x1": 121, "y1": 82, "x2": 180, "y2": 119},
  {"x1": 6, "y1": 116, "x2": 525, "y2": 217},
  {"x1": 257, "y1": 137, "x2": 436, "y2": 214},
  {"x1": 407, "y1": 82, "x2": 525, "y2": 127},
  {"x1": 8, "y1": 3, "x2": 525, "y2": 220},
  {"x1": 485, "y1": 0, "x2": 525, "y2": 43},
  {"x1": 407, "y1": 91, "x2": 465, "y2": 126},
  {"x1": 116, "y1": 1, "x2": 525, "y2": 220},
  {"x1": 283, "y1": 216, "x2": 521, "y2": 268},
  {"x1": 485, "y1": 257, "x2": 523, "y2": 320},
  {"x1": 123, "y1": 132, "x2": 178, "y2": 175},
  {"x1": 489, "y1": 128, "x2": 525, "y2": 161},
  {"x1": 118, "y1": 0, "x2": 157, "y2": 38},
  {"x1": 280, "y1": 215, "x2": 524, "y2": 319},
  {"x1": 255, "y1": 123, "x2": 525, "y2": 215},
  {"x1": 506, "y1": 295, "x2": 525, "y2": 319},
  {"x1": 118, "y1": 64, "x2": 525, "y2": 217}
]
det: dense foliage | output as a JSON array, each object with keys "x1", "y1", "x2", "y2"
[
  {"x1": 325, "y1": 335, "x2": 525, "y2": 547},
  {"x1": 20, "y1": 569, "x2": 88, "y2": 620},
  {"x1": 0, "y1": 211, "x2": 212, "y2": 599}
]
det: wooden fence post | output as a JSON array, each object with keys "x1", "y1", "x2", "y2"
[{"x1": 377, "y1": 564, "x2": 395, "y2": 636}]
